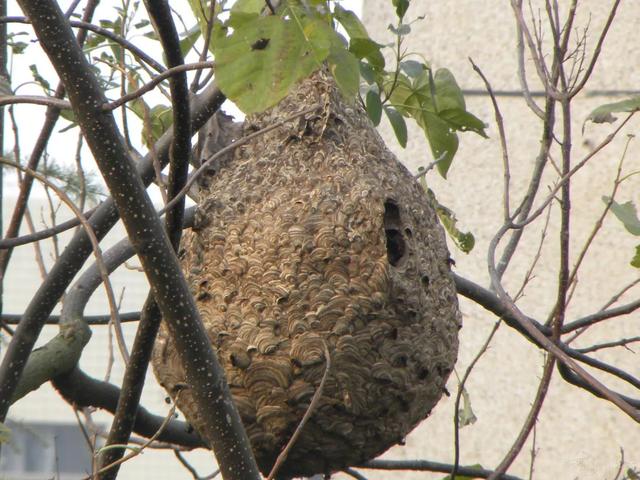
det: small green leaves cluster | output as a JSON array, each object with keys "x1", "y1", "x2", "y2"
[{"x1": 355, "y1": 2, "x2": 487, "y2": 178}]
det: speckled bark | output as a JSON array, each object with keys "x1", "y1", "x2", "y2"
[{"x1": 153, "y1": 69, "x2": 460, "y2": 479}]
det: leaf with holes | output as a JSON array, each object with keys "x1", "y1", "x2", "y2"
[{"x1": 213, "y1": 16, "x2": 336, "y2": 112}]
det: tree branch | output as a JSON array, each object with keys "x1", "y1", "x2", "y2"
[{"x1": 13, "y1": 2, "x2": 259, "y2": 478}]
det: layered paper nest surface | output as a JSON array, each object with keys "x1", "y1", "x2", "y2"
[{"x1": 153, "y1": 68, "x2": 460, "y2": 479}]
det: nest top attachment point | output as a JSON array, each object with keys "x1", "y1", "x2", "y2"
[{"x1": 153, "y1": 68, "x2": 460, "y2": 479}]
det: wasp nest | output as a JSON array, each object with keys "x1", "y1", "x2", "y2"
[{"x1": 153, "y1": 69, "x2": 460, "y2": 479}]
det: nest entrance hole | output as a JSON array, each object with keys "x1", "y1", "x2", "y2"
[{"x1": 384, "y1": 200, "x2": 407, "y2": 267}]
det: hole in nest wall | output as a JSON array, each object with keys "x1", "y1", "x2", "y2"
[{"x1": 384, "y1": 200, "x2": 406, "y2": 267}]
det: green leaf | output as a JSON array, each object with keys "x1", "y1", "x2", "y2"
[
  {"x1": 29, "y1": 64, "x2": 51, "y2": 94},
  {"x1": 328, "y1": 46, "x2": 360, "y2": 100},
  {"x1": 333, "y1": 4, "x2": 369, "y2": 39},
  {"x1": 231, "y1": 0, "x2": 264, "y2": 15},
  {"x1": 349, "y1": 37, "x2": 385, "y2": 70},
  {"x1": 386, "y1": 73, "x2": 418, "y2": 115},
  {"x1": 366, "y1": 89, "x2": 382, "y2": 126},
  {"x1": 587, "y1": 96, "x2": 640, "y2": 124},
  {"x1": 0, "y1": 422, "x2": 11, "y2": 444},
  {"x1": 631, "y1": 245, "x2": 640, "y2": 269},
  {"x1": 10, "y1": 41, "x2": 28, "y2": 55},
  {"x1": 433, "y1": 68, "x2": 465, "y2": 112},
  {"x1": 228, "y1": 0, "x2": 263, "y2": 29},
  {"x1": 427, "y1": 190, "x2": 475, "y2": 253},
  {"x1": 400, "y1": 59, "x2": 426, "y2": 78},
  {"x1": 420, "y1": 111, "x2": 459, "y2": 177},
  {"x1": 187, "y1": 0, "x2": 212, "y2": 33},
  {"x1": 392, "y1": 0, "x2": 410, "y2": 19},
  {"x1": 179, "y1": 25, "x2": 201, "y2": 57},
  {"x1": 213, "y1": 16, "x2": 330, "y2": 113},
  {"x1": 385, "y1": 106, "x2": 408, "y2": 148},
  {"x1": 359, "y1": 61, "x2": 377, "y2": 85},
  {"x1": 604, "y1": 197, "x2": 640, "y2": 235},
  {"x1": 439, "y1": 108, "x2": 488, "y2": 138}
]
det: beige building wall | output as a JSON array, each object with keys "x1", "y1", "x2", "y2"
[{"x1": 358, "y1": 2, "x2": 640, "y2": 479}]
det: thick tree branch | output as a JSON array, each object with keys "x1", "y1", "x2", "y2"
[
  {"x1": 99, "y1": 2, "x2": 203, "y2": 477},
  {"x1": 53, "y1": 367, "x2": 206, "y2": 448},
  {"x1": 13, "y1": 2, "x2": 259, "y2": 479}
]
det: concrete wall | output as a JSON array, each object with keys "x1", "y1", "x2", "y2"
[{"x1": 358, "y1": 2, "x2": 640, "y2": 479}]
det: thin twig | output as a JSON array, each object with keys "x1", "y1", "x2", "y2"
[
  {"x1": 488, "y1": 354, "x2": 555, "y2": 479},
  {"x1": 0, "y1": 157, "x2": 129, "y2": 363},
  {"x1": 575, "y1": 337, "x2": 640, "y2": 354},
  {"x1": 85, "y1": 391, "x2": 183, "y2": 479},
  {"x1": 105, "y1": 61, "x2": 215, "y2": 110},
  {"x1": 469, "y1": 58, "x2": 511, "y2": 222},
  {"x1": 451, "y1": 320, "x2": 502, "y2": 479},
  {"x1": 267, "y1": 341, "x2": 331, "y2": 480}
]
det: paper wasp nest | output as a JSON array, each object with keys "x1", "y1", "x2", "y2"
[{"x1": 153, "y1": 69, "x2": 460, "y2": 479}]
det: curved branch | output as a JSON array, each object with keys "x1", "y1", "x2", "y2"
[
  {"x1": 53, "y1": 367, "x2": 206, "y2": 448},
  {"x1": 359, "y1": 459, "x2": 523, "y2": 480},
  {"x1": 0, "y1": 95, "x2": 71, "y2": 109}
]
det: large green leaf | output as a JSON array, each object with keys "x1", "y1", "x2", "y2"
[
  {"x1": 213, "y1": 16, "x2": 331, "y2": 113},
  {"x1": 333, "y1": 4, "x2": 369, "y2": 39},
  {"x1": 327, "y1": 46, "x2": 360, "y2": 100},
  {"x1": 439, "y1": 108, "x2": 488, "y2": 138},
  {"x1": 587, "y1": 96, "x2": 640, "y2": 124},
  {"x1": 349, "y1": 37, "x2": 385, "y2": 71},
  {"x1": 228, "y1": 0, "x2": 263, "y2": 29},
  {"x1": 433, "y1": 68, "x2": 465, "y2": 112},
  {"x1": 420, "y1": 111, "x2": 459, "y2": 177}
]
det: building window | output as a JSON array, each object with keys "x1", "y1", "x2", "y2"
[{"x1": 0, "y1": 421, "x2": 98, "y2": 479}]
